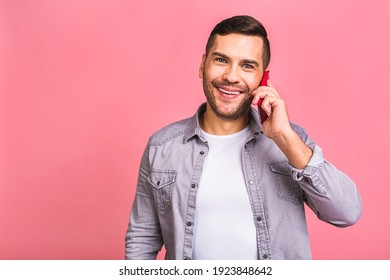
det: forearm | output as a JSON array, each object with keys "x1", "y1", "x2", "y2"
[
  {"x1": 125, "y1": 190, "x2": 164, "y2": 260},
  {"x1": 255, "y1": 81, "x2": 362, "y2": 226},
  {"x1": 296, "y1": 159, "x2": 362, "y2": 226},
  {"x1": 285, "y1": 135, "x2": 362, "y2": 227},
  {"x1": 272, "y1": 127, "x2": 313, "y2": 169},
  {"x1": 280, "y1": 124, "x2": 362, "y2": 226}
]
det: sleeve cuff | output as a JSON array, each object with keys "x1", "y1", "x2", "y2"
[{"x1": 290, "y1": 144, "x2": 324, "y2": 182}]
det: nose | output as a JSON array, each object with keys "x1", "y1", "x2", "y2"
[{"x1": 222, "y1": 65, "x2": 240, "y2": 84}]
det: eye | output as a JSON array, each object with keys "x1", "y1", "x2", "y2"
[
  {"x1": 215, "y1": 57, "x2": 227, "y2": 63},
  {"x1": 243, "y1": 64, "x2": 255, "y2": 69}
]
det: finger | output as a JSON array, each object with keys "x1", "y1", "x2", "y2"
[
  {"x1": 261, "y1": 96, "x2": 274, "y2": 115},
  {"x1": 251, "y1": 87, "x2": 263, "y2": 105},
  {"x1": 261, "y1": 94, "x2": 285, "y2": 115},
  {"x1": 252, "y1": 89, "x2": 270, "y2": 106},
  {"x1": 252, "y1": 87, "x2": 279, "y2": 105},
  {"x1": 256, "y1": 85, "x2": 278, "y2": 98}
]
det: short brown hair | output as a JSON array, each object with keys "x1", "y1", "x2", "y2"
[{"x1": 205, "y1": 15, "x2": 271, "y2": 70}]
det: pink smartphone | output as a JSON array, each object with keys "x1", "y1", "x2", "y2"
[{"x1": 257, "y1": 70, "x2": 269, "y2": 124}]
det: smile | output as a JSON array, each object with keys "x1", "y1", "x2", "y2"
[{"x1": 218, "y1": 88, "x2": 241, "y2": 95}]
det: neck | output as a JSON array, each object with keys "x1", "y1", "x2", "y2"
[{"x1": 200, "y1": 104, "x2": 249, "y2": 135}]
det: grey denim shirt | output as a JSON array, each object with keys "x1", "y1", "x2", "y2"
[{"x1": 125, "y1": 103, "x2": 362, "y2": 260}]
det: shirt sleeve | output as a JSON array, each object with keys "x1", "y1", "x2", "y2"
[
  {"x1": 288, "y1": 126, "x2": 362, "y2": 227},
  {"x1": 124, "y1": 144, "x2": 163, "y2": 259}
]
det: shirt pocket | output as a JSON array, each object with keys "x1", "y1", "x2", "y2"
[
  {"x1": 269, "y1": 162, "x2": 303, "y2": 205},
  {"x1": 148, "y1": 169, "x2": 177, "y2": 215}
]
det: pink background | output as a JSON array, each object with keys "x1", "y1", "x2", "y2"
[{"x1": 1, "y1": 0, "x2": 389, "y2": 259}]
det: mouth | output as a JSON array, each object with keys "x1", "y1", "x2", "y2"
[{"x1": 218, "y1": 87, "x2": 242, "y2": 95}]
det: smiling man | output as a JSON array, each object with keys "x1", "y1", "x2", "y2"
[{"x1": 125, "y1": 15, "x2": 362, "y2": 260}]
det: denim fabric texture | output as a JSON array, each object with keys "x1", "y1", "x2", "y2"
[{"x1": 125, "y1": 103, "x2": 362, "y2": 260}]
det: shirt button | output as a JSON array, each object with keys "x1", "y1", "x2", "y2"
[
  {"x1": 187, "y1": 222, "x2": 192, "y2": 226},
  {"x1": 254, "y1": 132, "x2": 259, "y2": 136},
  {"x1": 191, "y1": 184, "x2": 196, "y2": 188},
  {"x1": 200, "y1": 151, "x2": 204, "y2": 155},
  {"x1": 249, "y1": 180, "x2": 254, "y2": 185},
  {"x1": 257, "y1": 216, "x2": 262, "y2": 221},
  {"x1": 263, "y1": 254, "x2": 268, "y2": 259}
]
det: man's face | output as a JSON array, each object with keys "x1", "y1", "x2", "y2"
[{"x1": 199, "y1": 33, "x2": 265, "y2": 121}]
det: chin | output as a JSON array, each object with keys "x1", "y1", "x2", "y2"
[{"x1": 214, "y1": 105, "x2": 250, "y2": 121}]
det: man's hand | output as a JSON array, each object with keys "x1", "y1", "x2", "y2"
[
  {"x1": 251, "y1": 80, "x2": 313, "y2": 169},
  {"x1": 251, "y1": 79, "x2": 291, "y2": 139}
]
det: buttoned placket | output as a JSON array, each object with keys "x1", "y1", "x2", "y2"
[
  {"x1": 243, "y1": 135, "x2": 272, "y2": 260},
  {"x1": 182, "y1": 139, "x2": 209, "y2": 260}
]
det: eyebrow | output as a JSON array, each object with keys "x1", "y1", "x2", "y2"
[{"x1": 211, "y1": 51, "x2": 260, "y2": 67}]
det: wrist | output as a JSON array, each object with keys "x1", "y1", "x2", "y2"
[{"x1": 270, "y1": 126, "x2": 296, "y2": 146}]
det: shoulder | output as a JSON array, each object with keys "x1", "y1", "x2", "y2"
[{"x1": 148, "y1": 117, "x2": 192, "y2": 146}]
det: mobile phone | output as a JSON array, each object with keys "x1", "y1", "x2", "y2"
[{"x1": 257, "y1": 70, "x2": 269, "y2": 124}]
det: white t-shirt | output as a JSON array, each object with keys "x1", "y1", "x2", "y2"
[{"x1": 192, "y1": 126, "x2": 258, "y2": 260}]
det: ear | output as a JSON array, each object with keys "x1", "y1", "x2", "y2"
[{"x1": 199, "y1": 54, "x2": 206, "y2": 78}]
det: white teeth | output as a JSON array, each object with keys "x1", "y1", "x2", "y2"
[{"x1": 219, "y1": 88, "x2": 240, "y2": 95}]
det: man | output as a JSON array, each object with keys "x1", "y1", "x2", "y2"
[{"x1": 125, "y1": 15, "x2": 362, "y2": 260}]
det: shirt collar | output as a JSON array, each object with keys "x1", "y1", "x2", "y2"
[{"x1": 183, "y1": 103, "x2": 264, "y2": 143}]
